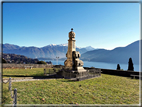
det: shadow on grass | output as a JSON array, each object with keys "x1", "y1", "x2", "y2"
[
  {"x1": 60, "y1": 79, "x2": 79, "y2": 82},
  {"x1": 2, "y1": 74, "x2": 65, "y2": 80}
]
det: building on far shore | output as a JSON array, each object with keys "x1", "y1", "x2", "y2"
[{"x1": 46, "y1": 61, "x2": 52, "y2": 65}]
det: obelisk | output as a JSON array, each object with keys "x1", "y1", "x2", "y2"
[{"x1": 64, "y1": 28, "x2": 76, "y2": 68}]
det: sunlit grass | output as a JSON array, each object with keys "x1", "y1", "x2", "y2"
[
  {"x1": 2, "y1": 68, "x2": 60, "y2": 78},
  {"x1": 2, "y1": 74, "x2": 140, "y2": 104}
]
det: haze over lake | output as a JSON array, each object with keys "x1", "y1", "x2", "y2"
[{"x1": 43, "y1": 60, "x2": 140, "y2": 72}]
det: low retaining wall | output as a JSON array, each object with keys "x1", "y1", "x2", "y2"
[
  {"x1": 3, "y1": 64, "x2": 53, "y2": 68},
  {"x1": 84, "y1": 67, "x2": 141, "y2": 78},
  {"x1": 100, "y1": 68, "x2": 140, "y2": 77}
]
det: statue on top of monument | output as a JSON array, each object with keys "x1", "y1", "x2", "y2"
[{"x1": 69, "y1": 28, "x2": 75, "y2": 39}]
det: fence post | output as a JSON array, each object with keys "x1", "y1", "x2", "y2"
[
  {"x1": 54, "y1": 69, "x2": 56, "y2": 73},
  {"x1": 44, "y1": 69, "x2": 46, "y2": 75},
  {"x1": 13, "y1": 88, "x2": 17, "y2": 107},
  {"x1": 49, "y1": 69, "x2": 50, "y2": 75},
  {"x1": 9, "y1": 77, "x2": 11, "y2": 91}
]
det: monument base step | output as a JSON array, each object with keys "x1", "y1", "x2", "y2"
[{"x1": 55, "y1": 68, "x2": 102, "y2": 81}]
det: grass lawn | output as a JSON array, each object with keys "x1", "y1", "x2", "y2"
[
  {"x1": 2, "y1": 68, "x2": 60, "y2": 78},
  {"x1": 2, "y1": 68, "x2": 140, "y2": 105}
]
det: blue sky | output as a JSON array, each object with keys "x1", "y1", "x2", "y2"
[{"x1": 3, "y1": 2, "x2": 140, "y2": 50}]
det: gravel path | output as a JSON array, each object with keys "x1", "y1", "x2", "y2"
[
  {"x1": 2, "y1": 77, "x2": 57, "y2": 82},
  {"x1": 3, "y1": 78, "x2": 55, "y2": 82}
]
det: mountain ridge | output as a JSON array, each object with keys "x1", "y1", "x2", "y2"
[
  {"x1": 81, "y1": 40, "x2": 140, "y2": 64},
  {"x1": 3, "y1": 40, "x2": 140, "y2": 64},
  {"x1": 3, "y1": 43, "x2": 88, "y2": 58}
]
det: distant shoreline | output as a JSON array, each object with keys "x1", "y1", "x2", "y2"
[{"x1": 38, "y1": 58, "x2": 139, "y2": 65}]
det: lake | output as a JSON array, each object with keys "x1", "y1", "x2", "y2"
[{"x1": 43, "y1": 60, "x2": 140, "y2": 72}]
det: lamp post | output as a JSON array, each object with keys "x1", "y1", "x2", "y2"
[
  {"x1": 56, "y1": 57, "x2": 59, "y2": 65},
  {"x1": 7, "y1": 55, "x2": 11, "y2": 63}
]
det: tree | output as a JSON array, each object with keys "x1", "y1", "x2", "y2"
[
  {"x1": 37, "y1": 61, "x2": 47, "y2": 64},
  {"x1": 2, "y1": 58, "x2": 7, "y2": 63},
  {"x1": 128, "y1": 57, "x2": 134, "y2": 71},
  {"x1": 117, "y1": 64, "x2": 120, "y2": 70}
]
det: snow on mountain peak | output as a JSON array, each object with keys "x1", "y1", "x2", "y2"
[
  {"x1": 47, "y1": 43, "x2": 68, "y2": 47},
  {"x1": 47, "y1": 43, "x2": 95, "y2": 51},
  {"x1": 49, "y1": 44, "x2": 56, "y2": 46},
  {"x1": 76, "y1": 46, "x2": 81, "y2": 49},
  {"x1": 58, "y1": 43, "x2": 68, "y2": 46}
]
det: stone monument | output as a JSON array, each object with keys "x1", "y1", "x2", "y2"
[
  {"x1": 56, "y1": 28, "x2": 102, "y2": 80},
  {"x1": 63, "y1": 28, "x2": 87, "y2": 78}
]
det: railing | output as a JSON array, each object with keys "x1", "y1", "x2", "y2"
[
  {"x1": 3, "y1": 77, "x2": 17, "y2": 107},
  {"x1": 61, "y1": 68, "x2": 102, "y2": 80},
  {"x1": 44, "y1": 69, "x2": 57, "y2": 76},
  {"x1": 43, "y1": 68, "x2": 102, "y2": 81}
]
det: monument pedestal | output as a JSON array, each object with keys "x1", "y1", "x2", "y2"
[
  {"x1": 57, "y1": 67, "x2": 101, "y2": 81},
  {"x1": 58, "y1": 65, "x2": 89, "y2": 80}
]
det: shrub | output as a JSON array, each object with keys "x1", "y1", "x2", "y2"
[{"x1": 37, "y1": 61, "x2": 47, "y2": 64}]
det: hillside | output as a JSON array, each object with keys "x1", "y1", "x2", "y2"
[
  {"x1": 81, "y1": 40, "x2": 140, "y2": 64},
  {"x1": 2, "y1": 53, "x2": 39, "y2": 64}
]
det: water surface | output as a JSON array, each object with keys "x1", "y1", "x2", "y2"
[{"x1": 43, "y1": 60, "x2": 140, "y2": 72}]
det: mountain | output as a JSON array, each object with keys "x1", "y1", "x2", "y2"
[
  {"x1": 3, "y1": 43, "x2": 88, "y2": 59},
  {"x1": 3, "y1": 43, "x2": 20, "y2": 50},
  {"x1": 84, "y1": 46, "x2": 95, "y2": 51},
  {"x1": 3, "y1": 40, "x2": 139, "y2": 64},
  {"x1": 81, "y1": 40, "x2": 140, "y2": 64}
]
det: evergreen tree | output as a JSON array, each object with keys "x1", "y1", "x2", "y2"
[
  {"x1": 117, "y1": 64, "x2": 120, "y2": 70},
  {"x1": 37, "y1": 61, "x2": 47, "y2": 64},
  {"x1": 128, "y1": 57, "x2": 134, "y2": 71}
]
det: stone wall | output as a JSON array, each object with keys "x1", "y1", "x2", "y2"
[
  {"x1": 84, "y1": 67, "x2": 140, "y2": 79},
  {"x1": 100, "y1": 68, "x2": 140, "y2": 77},
  {"x1": 2, "y1": 64, "x2": 53, "y2": 68}
]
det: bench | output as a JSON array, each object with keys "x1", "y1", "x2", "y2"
[
  {"x1": 130, "y1": 74, "x2": 141, "y2": 79},
  {"x1": 24, "y1": 66, "x2": 33, "y2": 69}
]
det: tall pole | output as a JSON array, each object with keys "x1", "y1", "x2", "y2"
[{"x1": 56, "y1": 57, "x2": 59, "y2": 65}]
